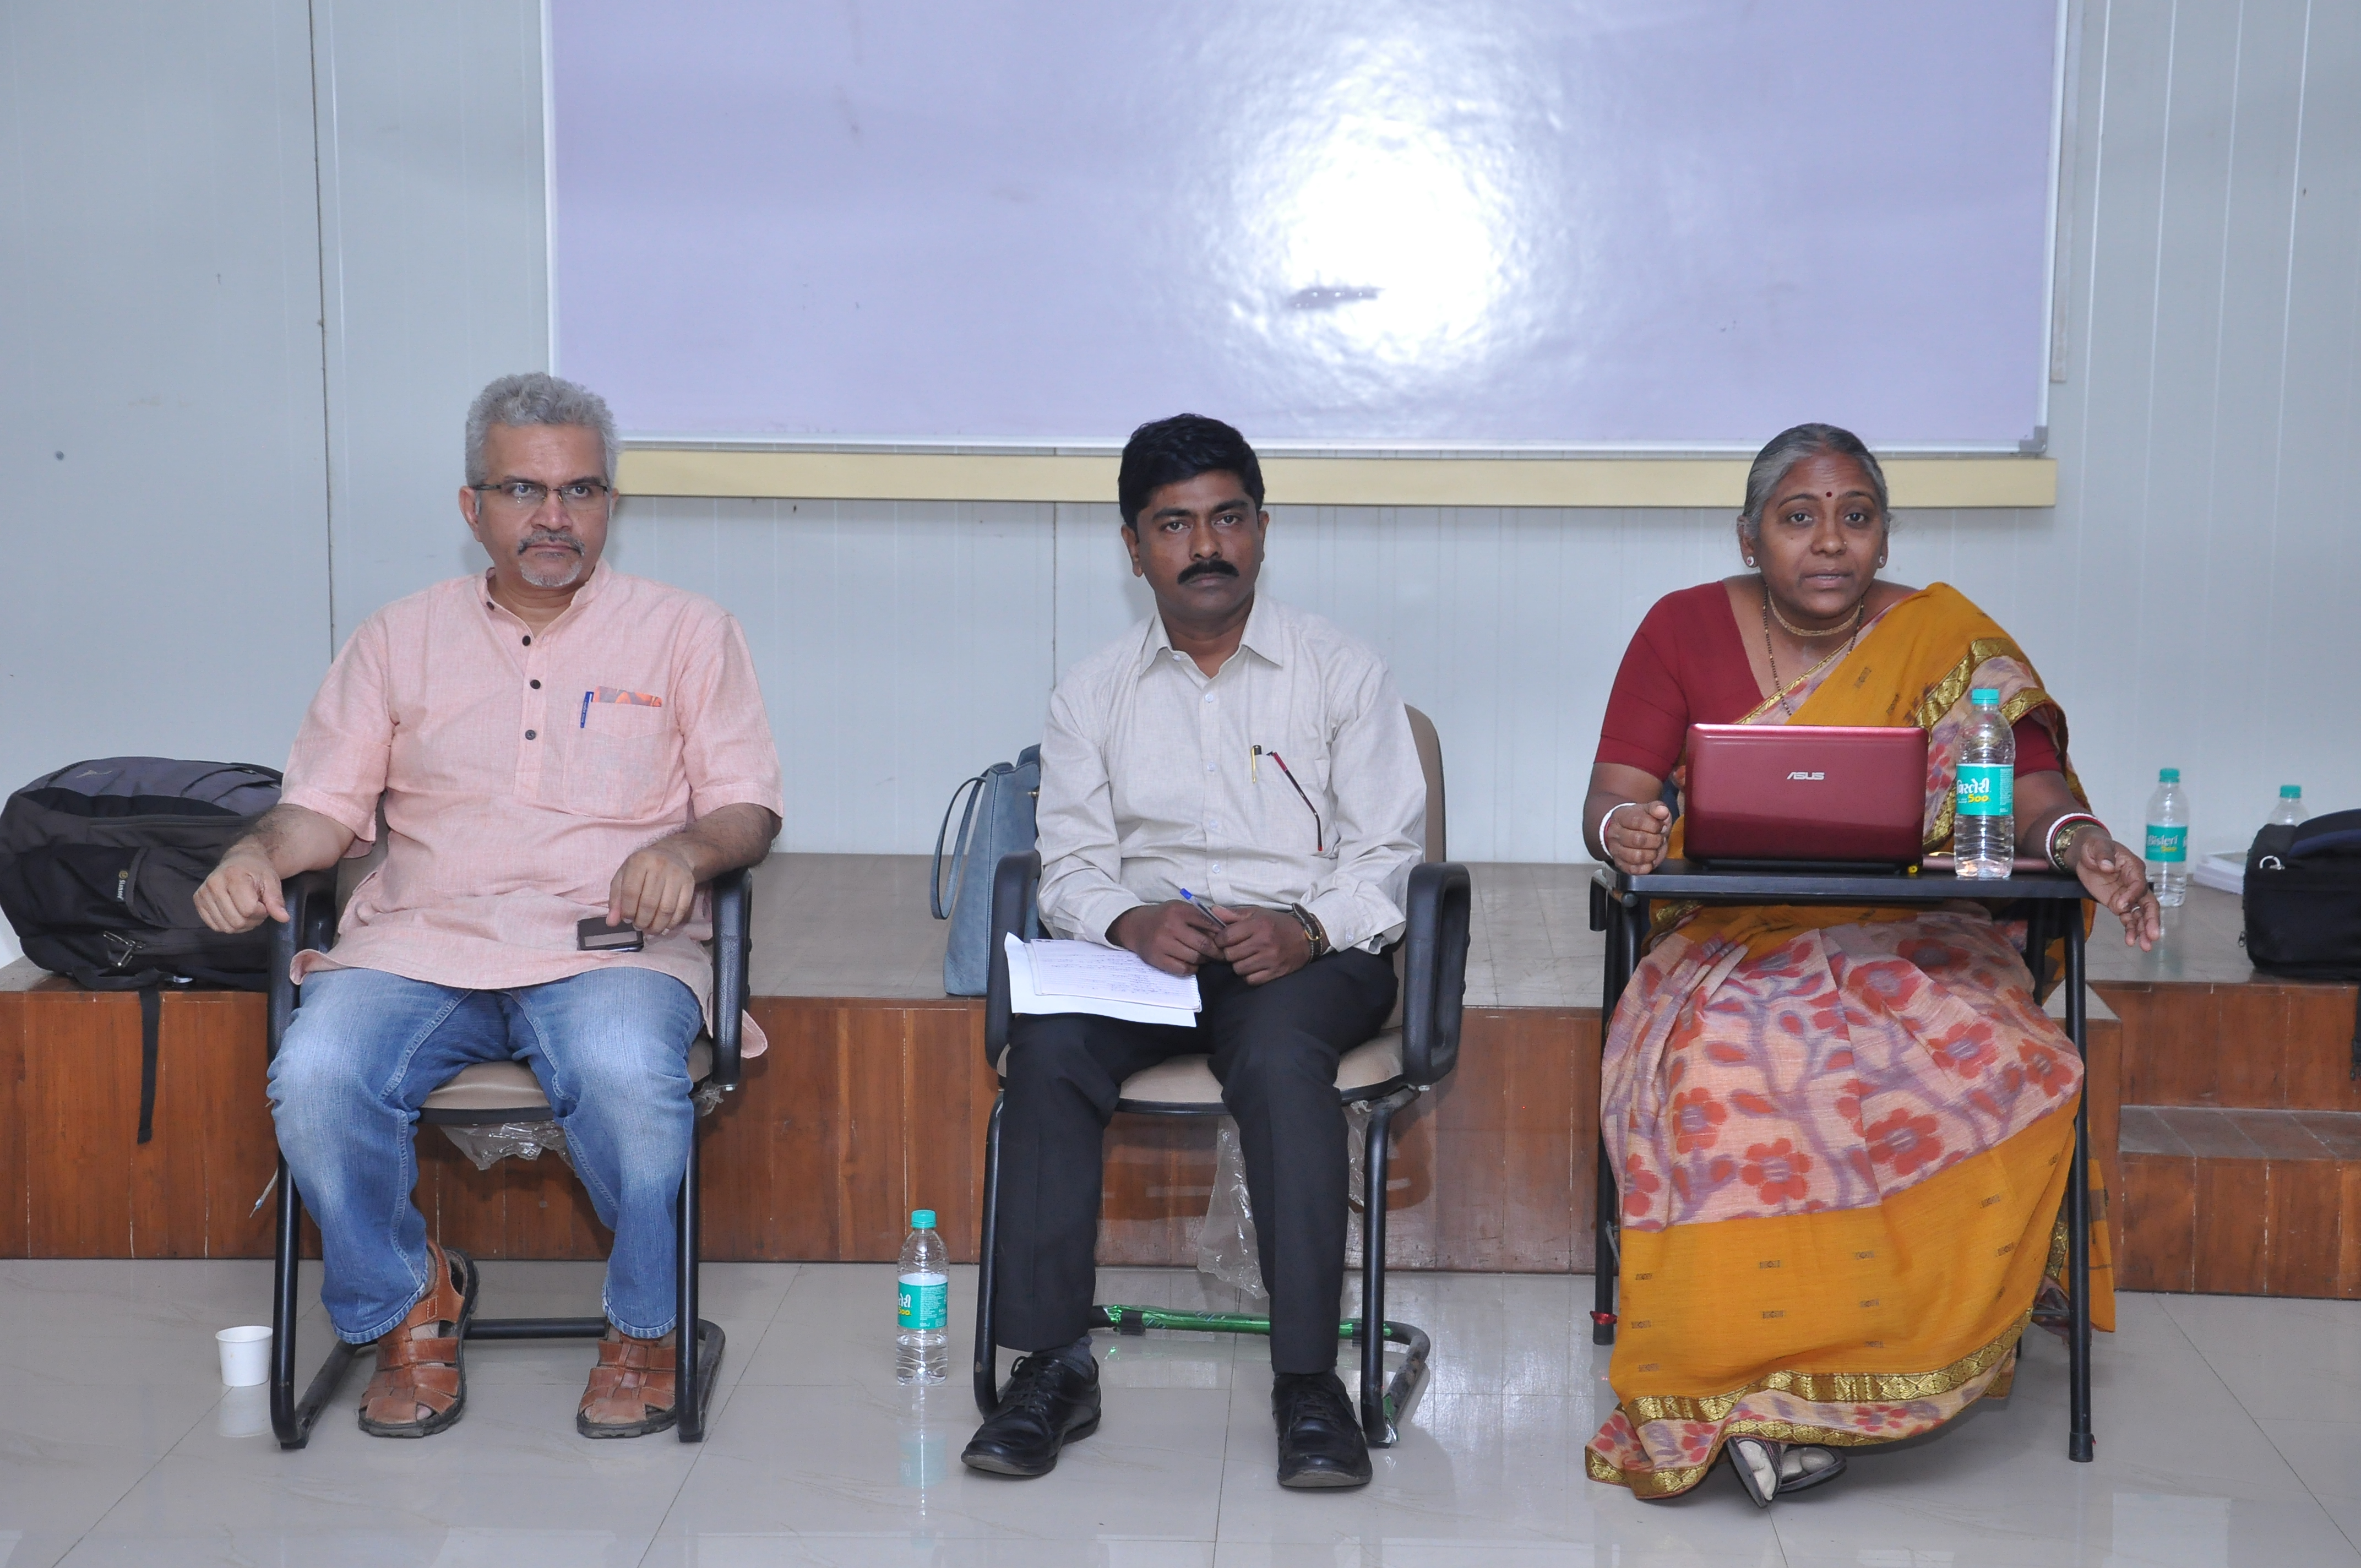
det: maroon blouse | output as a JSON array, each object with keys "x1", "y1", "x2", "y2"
[{"x1": 1596, "y1": 584, "x2": 2061, "y2": 779}]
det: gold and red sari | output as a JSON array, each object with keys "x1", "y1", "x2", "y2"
[{"x1": 1585, "y1": 584, "x2": 2115, "y2": 1498}]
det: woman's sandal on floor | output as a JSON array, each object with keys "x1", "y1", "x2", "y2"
[
  {"x1": 1727, "y1": 1436, "x2": 1847, "y2": 1507},
  {"x1": 357, "y1": 1240, "x2": 478, "y2": 1438}
]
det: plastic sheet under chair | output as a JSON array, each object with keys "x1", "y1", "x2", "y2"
[
  {"x1": 1196, "y1": 1119, "x2": 1264, "y2": 1298},
  {"x1": 427, "y1": 1038, "x2": 723, "y2": 1171},
  {"x1": 1194, "y1": 1099, "x2": 1386, "y2": 1298},
  {"x1": 441, "y1": 1121, "x2": 572, "y2": 1172}
]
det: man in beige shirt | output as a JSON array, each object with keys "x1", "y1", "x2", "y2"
[
  {"x1": 196, "y1": 374, "x2": 782, "y2": 1441},
  {"x1": 963, "y1": 415, "x2": 1424, "y2": 1491}
]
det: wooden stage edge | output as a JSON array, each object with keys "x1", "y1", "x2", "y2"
[{"x1": 6, "y1": 956, "x2": 2357, "y2": 1298}]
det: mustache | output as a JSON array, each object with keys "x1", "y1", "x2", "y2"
[
  {"x1": 518, "y1": 531, "x2": 583, "y2": 556},
  {"x1": 1178, "y1": 558, "x2": 1239, "y2": 584}
]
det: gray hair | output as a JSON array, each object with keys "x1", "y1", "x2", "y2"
[
  {"x1": 1737, "y1": 423, "x2": 1890, "y2": 541},
  {"x1": 464, "y1": 372, "x2": 619, "y2": 486}
]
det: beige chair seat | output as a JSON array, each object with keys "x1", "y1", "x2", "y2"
[
  {"x1": 1112, "y1": 1027, "x2": 1404, "y2": 1112},
  {"x1": 420, "y1": 1038, "x2": 715, "y2": 1115}
]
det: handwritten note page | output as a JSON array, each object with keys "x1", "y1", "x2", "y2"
[{"x1": 1003, "y1": 934, "x2": 1202, "y2": 1026}]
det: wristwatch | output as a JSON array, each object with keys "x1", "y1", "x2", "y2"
[{"x1": 1287, "y1": 902, "x2": 1331, "y2": 958}]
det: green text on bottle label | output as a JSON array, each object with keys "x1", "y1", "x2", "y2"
[{"x1": 2145, "y1": 824, "x2": 2188, "y2": 864}]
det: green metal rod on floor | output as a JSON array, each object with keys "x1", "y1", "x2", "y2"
[{"x1": 1091, "y1": 1305, "x2": 1434, "y2": 1441}]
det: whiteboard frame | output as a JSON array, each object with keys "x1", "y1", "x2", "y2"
[{"x1": 541, "y1": 0, "x2": 2072, "y2": 466}]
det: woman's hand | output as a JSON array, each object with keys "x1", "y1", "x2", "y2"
[
  {"x1": 1603, "y1": 801, "x2": 1673, "y2": 876},
  {"x1": 2069, "y1": 827, "x2": 2162, "y2": 951}
]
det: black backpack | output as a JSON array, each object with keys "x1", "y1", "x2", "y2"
[
  {"x1": 2243, "y1": 807, "x2": 2361, "y2": 1076},
  {"x1": 0, "y1": 758, "x2": 285, "y2": 1140}
]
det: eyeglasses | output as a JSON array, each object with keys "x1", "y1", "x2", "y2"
[
  {"x1": 470, "y1": 478, "x2": 616, "y2": 514},
  {"x1": 1252, "y1": 745, "x2": 1324, "y2": 852}
]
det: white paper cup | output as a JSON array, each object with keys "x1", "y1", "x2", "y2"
[{"x1": 216, "y1": 1325, "x2": 271, "y2": 1387}]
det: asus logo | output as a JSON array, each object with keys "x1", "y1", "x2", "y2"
[{"x1": 1786, "y1": 770, "x2": 1826, "y2": 781}]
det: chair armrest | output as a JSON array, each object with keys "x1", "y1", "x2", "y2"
[
  {"x1": 267, "y1": 868, "x2": 339, "y2": 1060},
  {"x1": 982, "y1": 851, "x2": 1042, "y2": 1066},
  {"x1": 709, "y1": 867, "x2": 754, "y2": 1089},
  {"x1": 1400, "y1": 861, "x2": 1472, "y2": 1086}
]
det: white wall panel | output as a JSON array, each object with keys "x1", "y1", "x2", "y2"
[
  {"x1": 2047, "y1": 0, "x2": 2361, "y2": 850},
  {"x1": 0, "y1": 1, "x2": 331, "y2": 964},
  {"x1": 311, "y1": 0, "x2": 550, "y2": 639},
  {"x1": 621, "y1": 499, "x2": 1057, "y2": 853}
]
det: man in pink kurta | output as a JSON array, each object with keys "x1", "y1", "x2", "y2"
[{"x1": 198, "y1": 374, "x2": 782, "y2": 1440}]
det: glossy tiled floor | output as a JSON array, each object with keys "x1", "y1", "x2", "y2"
[{"x1": 4, "y1": 1260, "x2": 2358, "y2": 1566}]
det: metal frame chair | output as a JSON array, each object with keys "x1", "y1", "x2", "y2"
[
  {"x1": 1587, "y1": 862, "x2": 2096, "y2": 1462},
  {"x1": 263, "y1": 866, "x2": 752, "y2": 1449},
  {"x1": 971, "y1": 848, "x2": 1471, "y2": 1445}
]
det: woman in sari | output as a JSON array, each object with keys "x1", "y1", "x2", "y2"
[{"x1": 1581, "y1": 423, "x2": 2162, "y2": 1506}]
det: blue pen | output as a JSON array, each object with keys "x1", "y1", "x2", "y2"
[
  {"x1": 579, "y1": 690, "x2": 592, "y2": 728},
  {"x1": 1178, "y1": 889, "x2": 1229, "y2": 927}
]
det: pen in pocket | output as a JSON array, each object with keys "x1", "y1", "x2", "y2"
[{"x1": 579, "y1": 690, "x2": 592, "y2": 728}]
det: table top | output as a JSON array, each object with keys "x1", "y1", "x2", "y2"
[{"x1": 1598, "y1": 859, "x2": 2092, "y2": 903}]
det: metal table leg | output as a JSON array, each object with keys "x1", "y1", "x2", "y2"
[{"x1": 2066, "y1": 918, "x2": 2095, "y2": 1462}]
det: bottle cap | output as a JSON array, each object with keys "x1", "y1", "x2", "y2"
[
  {"x1": 2160, "y1": 768, "x2": 2180, "y2": 782},
  {"x1": 910, "y1": 1209, "x2": 936, "y2": 1230},
  {"x1": 2281, "y1": 785, "x2": 2302, "y2": 797},
  {"x1": 1970, "y1": 687, "x2": 1999, "y2": 705}
]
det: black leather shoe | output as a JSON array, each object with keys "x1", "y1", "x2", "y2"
[
  {"x1": 1272, "y1": 1370, "x2": 1373, "y2": 1490},
  {"x1": 960, "y1": 1351, "x2": 1102, "y2": 1478}
]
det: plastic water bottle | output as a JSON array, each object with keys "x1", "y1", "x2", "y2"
[
  {"x1": 2146, "y1": 769, "x2": 2190, "y2": 907},
  {"x1": 896, "y1": 1208, "x2": 949, "y2": 1384},
  {"x1": 2269, "y1": 785, "x2": 2307, "y2": 827},
  {"x1": 1954, "y1": 687, "x2": 2016, "y2": 879}
]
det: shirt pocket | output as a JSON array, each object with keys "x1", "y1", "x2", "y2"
[
  {"x1": 1256, "y1": 731, "x2": 1335, "y2": 855},
  {"x1": 558, "y1": 699, "x2": 675, "y2": 820}
]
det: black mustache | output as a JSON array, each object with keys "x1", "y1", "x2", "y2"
[
  {"x1": 1178, "y1": 558, "x2": 1239, "y2": 583},
  {"x1": 519, "y1": 532, "x2": 583, "y2": 555}
]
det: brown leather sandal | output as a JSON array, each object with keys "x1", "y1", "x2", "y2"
[
  {"x1": 357, "y1": 1240, "x2": 477, "y2": 1438},
  {"x1": 578, "y1": 1326, "x2": 679, "y2": 1439}
]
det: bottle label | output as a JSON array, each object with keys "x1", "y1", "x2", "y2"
[
  {"x1": 2146, "y1": 824, "x2": 2188, "y2": 864},
  {"x1": 1955, "y1": 764, "x2": 2013, "y2": 818},
  {"x1": 898, "y1": 1272, "x2": 948, "y2": 1332}
]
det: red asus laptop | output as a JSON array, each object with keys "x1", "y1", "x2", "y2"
[{"x1": 1682, "y1": 724, "x2": 1928, "y2": 869}]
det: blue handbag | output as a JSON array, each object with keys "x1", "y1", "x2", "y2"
[{"x1": 931, "y1": 747, "x2": 1040, "y2": 995}]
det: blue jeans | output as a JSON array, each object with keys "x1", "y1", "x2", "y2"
[{"x1": 268, "y1": 965, "x2": 704, "y2": 1343}]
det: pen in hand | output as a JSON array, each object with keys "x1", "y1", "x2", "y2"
[{"x1": 1178, "y1": 888, "x2": 1230, "y2": 933}]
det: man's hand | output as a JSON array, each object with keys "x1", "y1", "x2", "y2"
[
  {"x1": 194, "y1": 847, "x2": 290, "y2": 934},
  {"x1": 1108, "y1": 901, "x2": 1224, "y2": 977},
  {"x1": 607, "y1": 840, "x2": 701, "y2": 937},
  {"x1": 193, "y1": 803, "x2": 354, "y2": 934},
  {"x1": 2069, "y1": 827, "x2": 2162, "y2": 951},
  {"x1": 1206, "y1": 903, "x2": 1313, "y2": 986},
  {"x1": 601, "y1": 803, "x2": 780, "y2": 940}
]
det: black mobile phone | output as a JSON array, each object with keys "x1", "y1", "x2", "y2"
[{"x1": 576, "y1": 916, "x2": 644, "y2": 952}]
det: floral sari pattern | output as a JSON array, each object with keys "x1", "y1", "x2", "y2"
[{"x1": 1606, "y1": 911, "x2": 2081, "y2": 1233}]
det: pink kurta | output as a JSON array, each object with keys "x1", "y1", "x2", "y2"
[{"x1": 282, "y1": 562, "x2": 784, "y2": 1053}]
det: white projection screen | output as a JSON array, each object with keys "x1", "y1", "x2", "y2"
[{"x1": 549, "y1": 1, "x2": 2063, "y2": 451}]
